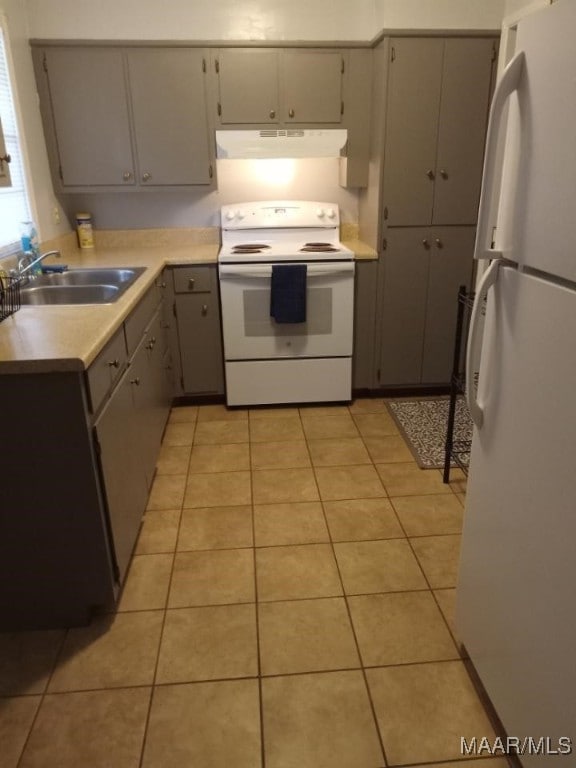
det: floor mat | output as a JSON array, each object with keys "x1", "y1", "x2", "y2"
[{"x1": 387, "y1": 397, "x2": 472, "y2": 469}]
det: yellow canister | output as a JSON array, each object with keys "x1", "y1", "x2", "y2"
[{"x1": 75, "y1": 212, "x2": 94, "y2": 249}]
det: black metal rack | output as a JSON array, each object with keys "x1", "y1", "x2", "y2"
[
  {"x1": 0, "y1": 274, "x2": 21, "y2": 324},
  {"x1": 443, "y1": 285, "x2": 476, "y2": 483}
]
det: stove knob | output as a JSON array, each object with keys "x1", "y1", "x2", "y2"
[
  {"x1": 225, "y1": 210, "x2": 235, "y2": 221},
  {"x1": 326, "y1": 208, "x2": 336, "y2": 219},
  {"x1": 236, "y1": 210, "x2": 245, "y2": 220},
  {"x1": 316, "y1": 208, "x2": 326, "y2": 218}
]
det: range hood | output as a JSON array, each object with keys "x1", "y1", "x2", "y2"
[{"x1": 216, "y1": 129, "x2": 347, "y2": 160}]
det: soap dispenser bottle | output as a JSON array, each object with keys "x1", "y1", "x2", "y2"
[{"x1": 20, "y1": 220, "x2": 41, "y2": 275}]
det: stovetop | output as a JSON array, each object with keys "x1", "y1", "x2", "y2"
[{"x1": 219, "y1": 200, "x2": 353, "y2": 263}]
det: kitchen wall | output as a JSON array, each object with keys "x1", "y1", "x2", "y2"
[
  {"x1": 25, "y1": 0, "x2": 378, "y2": 41},
  {"x1": 375, "y1": 0, "x2": 504, "y2": 29},
  {"x1": 66, "y1": 159, "x2": 360, "y2": 229},
  {"x1": 9, "y1": 0, "x2": 508, "y2": 239}
]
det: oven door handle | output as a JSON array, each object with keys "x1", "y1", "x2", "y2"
[{"x1": 219, "y1": 263, "x2": 355, "y2": 280}]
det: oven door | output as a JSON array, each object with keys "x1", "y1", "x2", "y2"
[{"x1": 219, "y1": 262, "x2": 355, "y2": 359}]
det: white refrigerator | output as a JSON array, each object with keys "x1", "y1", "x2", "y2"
[{"x1": 456, "y1": 1, "x2": 576, "y2": 766}]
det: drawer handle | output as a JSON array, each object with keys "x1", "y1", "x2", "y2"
[
  {"x1": 426, "y1": 169, "x2": 435, "y2": 180},
  {"x1": 122, "y1": 171, "x2": 132, "y2": 181},
  {"x1": 422, "y1": 239, "x2": 430, "y2": 249},
  {"x1": 146, "y1": 337, "x2": 157, "y2": 350},
  {"x1": 288, "y1": 108, "x2": 295, "y2": 118},
  {"x1": 269, "y1": 109, "x2": 276, "y2": 119},
  {"x1": 130, "y1": 377, "x2": 141, "y2": 386},
  {"x1": 108, "y1": 359, "x2": 120, "y2": 368},
  {"x1": 435, "y1": 238, "x2": 443, "y2": 248},
  {"x1": 188, "y1": 278, "x2": 195, "y2": 290},
  {"x1": 201, "y1": 304, "x2": 208, "y2": 316},
  {"x1": 440, "y1": 169, "x2": 448, "y2": 179},
  {"x1": 142, "y1": 172, "x2": 152, "y2": 182}
]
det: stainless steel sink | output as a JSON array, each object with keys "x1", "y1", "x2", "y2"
[{"x1": 20, "y1": 267, "x2": 146, "y2": 305}]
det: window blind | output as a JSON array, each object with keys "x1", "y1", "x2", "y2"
[{"x1": 0, "y1": 21, "x2": 32, "y2": 256}]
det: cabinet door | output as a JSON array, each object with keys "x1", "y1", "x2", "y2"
[
  {"x1": 94, "y1": 369, "x2": 147, "y2": 584},
  {"x1": 282, "y1": 51, "x2": 343, "y2": 124},
  {"x1": 421, "y1": 227, "x2": 475, "y2": 383},
  {"x1": 176, "y1": 292, "x2": 224, "y2": 395},
  {"x1": 377, "y1": 229, "x2": 430, "y2": 385},
  {"x1": 353, "y1": 260, "x2": 378, "y2": 389},
  {"x1": 128, "y1": 49, "x2": 212, "y2": 185},
  {"x1": 217, "y1": 49, "x2": 279, "y2": 124},
  {"x1": 131, "y1": 313, "x2": 172, "y2": 490},
  {"x1": 45, "y1": 48, "x2": 135, "y2": 187},
  {"x1": 382, "y1": 39, "x2": 443, "y2": 225},
  {"x1": 432, "y1": 39, "x2": 495, "y2": 225}
]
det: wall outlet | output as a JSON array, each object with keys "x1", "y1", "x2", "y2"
[{"x1": 52, "y1": 206, "x2": 60, "y2": 224}]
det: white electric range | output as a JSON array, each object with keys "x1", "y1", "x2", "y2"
[{"x1": 218, "y1": 201, "x2": 355, "y2": 406}]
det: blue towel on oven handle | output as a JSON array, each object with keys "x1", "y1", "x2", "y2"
[{"x1": 270, "y1": 264, "x2": 307, "y2": 323}]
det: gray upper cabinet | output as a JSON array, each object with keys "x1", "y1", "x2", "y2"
[
  {"x1": 215, "y1": 48, "x2": 344, "y2": 127},
  {"x1": 282, "y1": 51, "x2": 343, "y2": 124},
  {"x1": 44, "y1": 48, "x2": 135, "y2": 187},
  {"x1": 432, "y1": 39, "x2": 496, "y2": 225},
  {"x1": 128, "y1": 49, "x2": 212, "y2": 186},
  {"x1": 216, "y1": 49, "x2": 279, "y2": 124},
  {"x1": 37, "y1": 46, "x2": 213, "y2": 191},
  {"x1": 382, "y1": 37, "x2": 495, "y2": 226},
  {"x1": 382, "y1": 39, "x2": 444, "y2": 227}
]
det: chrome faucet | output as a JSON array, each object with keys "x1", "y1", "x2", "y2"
[{"x1": 16, "y1": 250, "x2": 62, "y2": 280}]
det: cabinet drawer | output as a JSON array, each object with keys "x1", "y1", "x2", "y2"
[
  {"x1": 124, "y1": 285, "x2": 161, "y2": 356},
  {"x1": 172, "y1": 266, "x2": 212, "y2": 294},
  {"x1": 86, "y1": 326, "x2": 128, "y2": 413}
]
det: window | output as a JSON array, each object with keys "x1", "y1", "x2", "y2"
[{"x1": 0, "y1": 19, "x2": 32, "y2": 256}]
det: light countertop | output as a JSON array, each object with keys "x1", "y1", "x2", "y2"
[{"x1": 0, "y1": 237, "x2": 375, "y2": 374}]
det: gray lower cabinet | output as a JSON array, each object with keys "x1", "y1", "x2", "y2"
[
  {"x1": 95, "y1": 306, "x2": 172, "y2": 582},
  {"x1": 171, "y1": 266, "x2": 225, "y2": 396},
  {"x1": 94, "y1": 366, "x2": 148, "y2": 585},
  {"x1": 0, "y1": 283, "x2": 172, "y2": 629},
  {"x1": 353, "y1": 260, "x2": 379, "y2": 390},
  {"x1": 376, "y1": 227, "x2": 475, "y2": 387}
]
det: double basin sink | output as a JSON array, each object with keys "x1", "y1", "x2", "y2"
[{"x1": 20, "y1": 267, "x2": 147, "y2": 305}]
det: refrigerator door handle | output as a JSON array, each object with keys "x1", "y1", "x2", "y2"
[
  {"x1": 466, "y1": 259, "x2": 500, "y2": 428},
  {"x1": 474, "y1": 50, "x2": 525, "y2": 261}
]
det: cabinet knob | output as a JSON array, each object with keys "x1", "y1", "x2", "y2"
[
  {"x1": 122, "y1": 171, "x2": 132, "y2": 181},
  {"x1": 422, "y1": 239, "x2": 430, "y2": 249},
  {"x1": 426, "y1": 169, "x2": 435, "y2": 180},
  {"x1": 269, "y1": 109, "x2": 276, "y2": 119},
  {"x1": 130, "y1": 377, "x2": 141, "y2": 386},
  {"x1": 440, "y1": 169, "x2": 448, "y2": 179},
  {"x1": 288, "y1": 108, "x2": 295, "y2": 118},
  {"x1": 142, "y1": 172, "x2": 152, "y2": 182},
  {"x1": 435, "y1": 238, "x2": 443, "y2": 248},
  {"x1": 188, "y1": 278, "x2": 195, "y2": 290},
  {"x1": 201, "y1": 304, "x2": 208, "y2": 316},
  {"x1": 108, "y1": 358, "x2": 120, "y2": 368}
]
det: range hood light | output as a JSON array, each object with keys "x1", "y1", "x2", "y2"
[{"x1": 216, "y1": 129, "x2": 348, "y2": 160}]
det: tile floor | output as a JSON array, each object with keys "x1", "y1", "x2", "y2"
[{"x1": 0, "y1": 400, "x2": 508, "y2": 768}]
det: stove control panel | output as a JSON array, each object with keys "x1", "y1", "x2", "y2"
[{"x1": 221, "y1": 201, "x2": 340, "y2": 229}]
